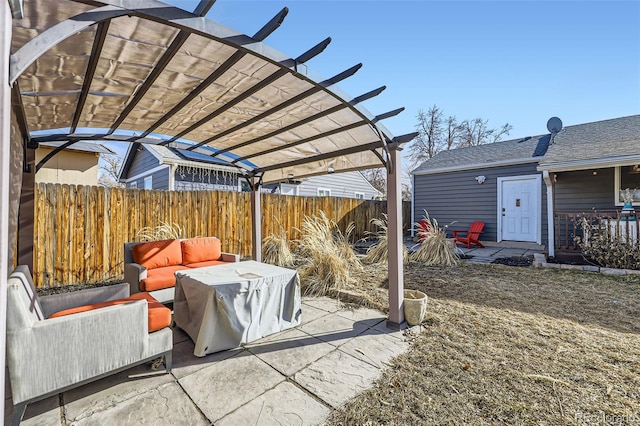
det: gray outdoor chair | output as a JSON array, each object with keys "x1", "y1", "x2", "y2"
[{"x1": 6, "y1": 265, "x2": 173, "y2": 425}]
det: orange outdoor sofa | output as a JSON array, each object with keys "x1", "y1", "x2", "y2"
[
  {"x1": 6, "y1": 266, "x2": 172, "y2": 425},
  {"x1": 124, "y1": 236, "x2": 240, "y2": 303}
]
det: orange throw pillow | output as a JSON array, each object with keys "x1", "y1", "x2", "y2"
[
  {"x1": 132, "y1": 239, "x2": 182, "y2": 269},
  {"x1": 181, "y1": 237, "x2": 222, "y2": 264}
]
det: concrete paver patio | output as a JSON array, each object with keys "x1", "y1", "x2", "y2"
[{"x1": 5, "y1": 297, "x2": 418, "y2": 426}]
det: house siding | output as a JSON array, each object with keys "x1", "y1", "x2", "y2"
[
  {"x1": 128, "y1": 168, "x2": 170, "y2": 190},
  {"x1": 297, "y1": 171, "x2": 380, "y2": 199},
  {"x1": 127, "y1": 148, "x2": 160, "y2": 178},
  {"x1": 413, "y1": 163, "x2": 547, "y2": 245},
  {"x1": 35, "y1": 148, "x2": 99, "y2": 186},
  {"x1": 123, "y1": 147, "x2": 170, "y2": 190},
  {"x1": 554, "y1": 168, "x2": 615, "y2": 212}
]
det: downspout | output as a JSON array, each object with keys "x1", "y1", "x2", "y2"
[
  {"x1": 543, "y1": 170, "x2": 555, "y2": 257},
  {"x1": 410, "y1": 172, "x2": 415, "y2": 237},
  {"x1": 168, "y1": 163, "x2": 176, "y2": 190},
  {"x1": 1, "y1": 3, "x2": 17, "y2": 423}
]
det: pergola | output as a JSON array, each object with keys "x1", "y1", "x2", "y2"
[{"x1": 0, "y1": 0, "x2": 416, "y2": 417}]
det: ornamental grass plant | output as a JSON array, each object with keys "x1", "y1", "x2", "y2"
[
  {"x1": 262, "y1": 226, "x2": 295, "y2": 267},
  {"x1": 363, "y1": 214, "x2": 409, "y2": 264},
  {"x1": 410, "y1": 211, "x2": 460, "y2": 266},
  {"x1": 297, "y1": 211, "x2": 361, "y2": 296},
  {"x1": 136, "y1": 221, "x2": 183, "y2": 241}
]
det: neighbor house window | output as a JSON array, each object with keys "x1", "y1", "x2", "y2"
[
  {"x1": 239, "y1": 179, "x2": 251, "y2": 192},
  {"x1": 280, "y1": 184, "x2": 299, "y2": 196},
  {"x1": 615, "y1": 166, "x2": 640, "y2": 205},
  {"x1": 354, "y1": 192, "x2": 365, "y2": 199},
  {"x1": 144, "y1": 176, "x2": 153, "y2": 190},
  {"x1": 317, "y1": 188, "x2": 331, "y2": 196}
]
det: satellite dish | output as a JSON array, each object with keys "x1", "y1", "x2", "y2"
[{"x1": 547, "y1": 117, "x2": 563, "y2": 134}]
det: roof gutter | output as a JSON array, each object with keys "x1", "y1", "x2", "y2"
[
  {"x1": 164, "y1": 158, "x2": 240, "y2": 174},
  {"x1": 412, "y1": 157, "x2": 539, "y2": 176},
  {"x1": 537, "y1": 154, "x2": 640, "y2": 173}
]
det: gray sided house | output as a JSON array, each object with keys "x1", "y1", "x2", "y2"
[
  {"x1": 119, "y1": 144, "x2": 382, "y2": 199},
  {"x1": 412, "y1": 135, "x2": 550, "y2": 248},
  {"x1": 412, "y1": 114, "x2": 640, "y2": 256}
]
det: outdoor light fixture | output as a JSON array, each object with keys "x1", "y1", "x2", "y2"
[
  {"x1": 475, "y1": 175, "x2": 486, "y2": 184},
  {"x1": 328, "y1": 166, "x2": 335, "y2": 174}
]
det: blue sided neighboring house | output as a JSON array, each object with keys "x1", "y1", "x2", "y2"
[
  {"x1": 119, "y1": 144, "x2": 382, "y2": 200},
  {"x1": 118, "y1": 144, "x2": 241, "y2": 191},
  {"x1": 411, "y1": 114, "x2": 640, "y2": 255}
]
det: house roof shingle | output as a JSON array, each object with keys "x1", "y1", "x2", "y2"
[
  {"x1": 411, "y1": 134, "x2": 549, "y2": 175},
  {"x1": 412, "y1": 114, "x2": 640, "y2": 175},
  {"x1": 145, "y1": 145, "x2": 240, "y2": 173},
  {"x1": 538, "y1": 114, "x2": 640, "y2": 170},
  {"x1": 39, "y1": 141, "x2": 114, "y2": 155}
]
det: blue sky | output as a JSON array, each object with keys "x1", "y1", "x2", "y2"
[{"x1": 161, "y1": 0, "x2": 639, "y2": 141}]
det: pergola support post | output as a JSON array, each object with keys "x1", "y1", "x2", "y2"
[
  {"x1": 543, "y1": 170, "x2": 555, "y2": 257},
  {"x1": 250, "y1": 176, "x2": 262, "y2": 262},
  {"x1": 386, "y1": 146, "x2": 405, "y2": 328},
  {"x1": 17, "y1": 143, "x2": 34, "y2": 269},
  {"x1": 1, "y1": 2, "x2": 14, "y2": 422}
]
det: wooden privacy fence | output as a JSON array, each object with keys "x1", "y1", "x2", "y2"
[{"x1": 32, "y1": 184, "x2": 411, "y2": 287}]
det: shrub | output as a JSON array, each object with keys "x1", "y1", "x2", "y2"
[{"x1": 575, "y1": 216, "x2": 640, "y2": 270}]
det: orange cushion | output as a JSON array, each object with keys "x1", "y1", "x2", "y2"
[
  {"x1": 132, "y1": 239, "x2": 182, "y2": 269},
  {"x1": 140, "y1": 265, "x2": 187, "y2": 292},
  {"x1": 181, "y1": 237, "x2": 222, "y2": 264},
  {"x1": 185, "y1": 260, "x2": 229, "y2": 269},
  {"x1": 49, "y1": 292, "x2": 171, "y2": 332}
]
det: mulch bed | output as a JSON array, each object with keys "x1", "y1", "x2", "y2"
[{"x1": 491, "y1": 256, "x2": 533, "y2": 267}]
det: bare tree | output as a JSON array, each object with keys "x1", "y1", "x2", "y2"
[
  {"x1": 401, "y1": 166, "x2": 413, "y2": 201},
  {"x1": 458, "y1": 118, "x2": 513, "y2": 147},
  {"x1": 444, "y1": 115, "x2": 463, "y2": 150},
  {"x1": 407, "y1": 105, "x2": 443, "y2": 166},
  {"x1": 362, "y1": 165, "x2": 414, "y2": 201},
  {"x1": 406, "y1": 106, "x2": 512, "y2": 171},
  {"x1": 98, "y1": 153, "x2": 125, "y2": 188},
  {"x1": 361, "y1": 168, "x2": 386, "y2": 198}
]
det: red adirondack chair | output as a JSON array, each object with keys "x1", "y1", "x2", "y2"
[
  {"x1": 452, "y1": 221, "x2": 485, "y2": 248},
  {"x1": 416, "y1": 220, "x2": 431, "y2": 242}
]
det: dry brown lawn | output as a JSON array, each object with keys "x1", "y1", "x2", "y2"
[{"x1": 324, "y1": 262, "x2": 640, "y2": 425}]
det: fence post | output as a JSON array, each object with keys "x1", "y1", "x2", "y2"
[{"x1": 250, "y1": 176, "x2": 262, "y2": 262}]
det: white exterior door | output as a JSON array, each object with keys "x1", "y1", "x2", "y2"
[{"x1": 499, "y1": 176, "x2": 540, "y2": 242}]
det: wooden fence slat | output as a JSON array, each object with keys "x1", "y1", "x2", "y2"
[{"x1": 27, "y1": 184, "x2": 411, "y2": 287}]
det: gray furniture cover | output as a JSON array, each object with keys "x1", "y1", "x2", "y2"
[
  {"x1": 6, "y1": 266, "x2": 173, "y2": 425},
  {"x1": 174, "y1": 261, "x2": 302, "y2": 356}
]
